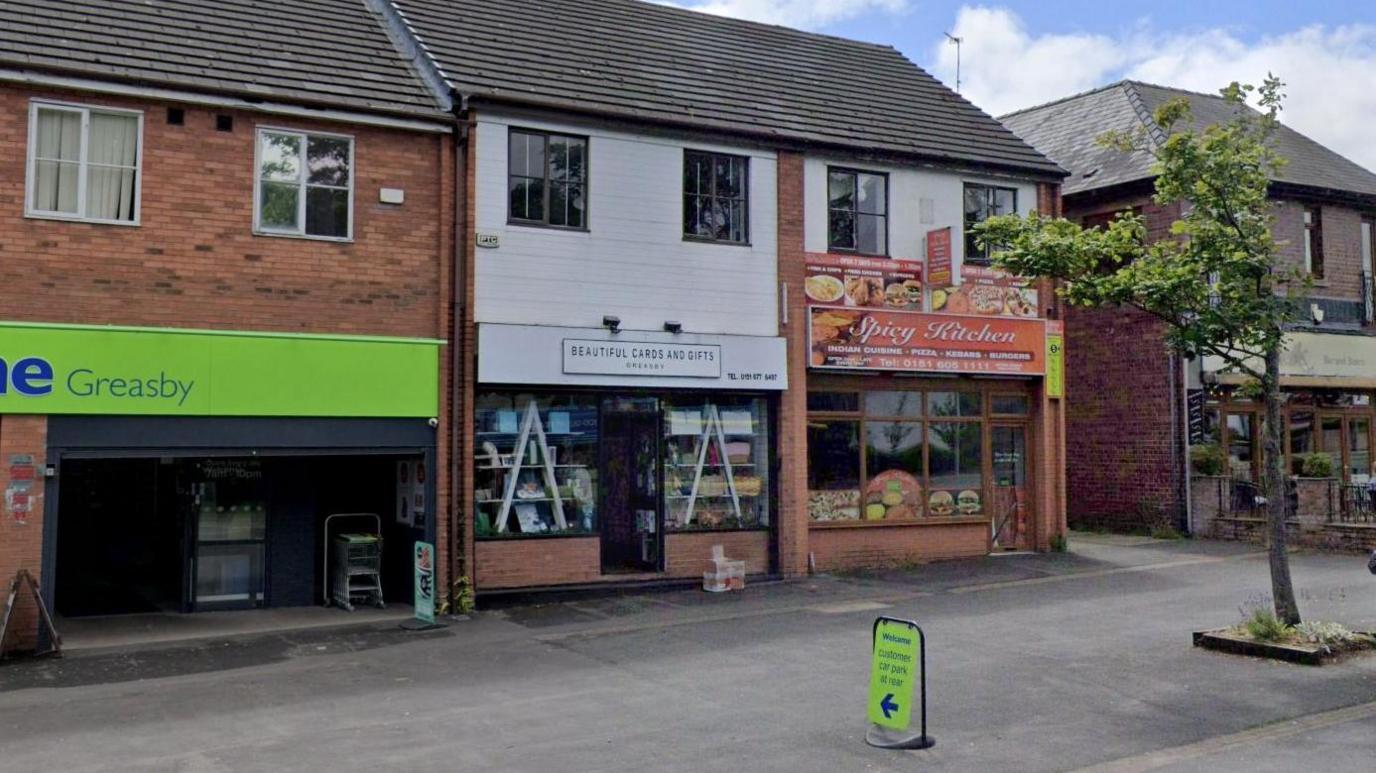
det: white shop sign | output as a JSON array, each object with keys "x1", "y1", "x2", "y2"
[
  {"x1": 479, "y1": 324, "x2": 787, "y2": 390},
  {"x1": 563, "y1": 339, "x2": 721, "y2": 378}
]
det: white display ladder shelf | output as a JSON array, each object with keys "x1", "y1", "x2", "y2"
[
  {"x1": 493, "y1": 401, "x2": 569, "y2": 533},
  {"x1": 677, "y1": 404, "x2": 745, "y2": 527}
]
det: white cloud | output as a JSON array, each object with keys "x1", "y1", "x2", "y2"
[
  {"x1": 664, "y1": 0, "x2": 906, "y2": 30},
  {"x1": 932, "y1": 6, "x2": 1376, "y2": 172}
]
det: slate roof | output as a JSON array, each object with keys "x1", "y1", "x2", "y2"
[
  {"x1": 0, "y1": 0, "x2": 448, "y2": 120},
  {"x1": 391, "y1": 0, "x2": 1064, "y2": 177},
  {"x1": 1001, "y1": 80, "x2": 1376, "y2": 199}
]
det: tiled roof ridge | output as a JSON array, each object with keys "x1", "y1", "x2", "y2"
[
  {"x1": 1119, "y1": 81, "x2": 1168, "y2": 149},
  {"x1": 367, "y1": 0, "x2": 453, "y2": 110}
]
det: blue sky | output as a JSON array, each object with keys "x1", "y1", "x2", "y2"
[{"x1": 671, "y1": 1, "x2": 1376, "y2": 170}]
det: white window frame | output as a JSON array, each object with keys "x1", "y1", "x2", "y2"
[
  {"x1": 25, "y1": 99, "x2": 144, "y2": 226},
  {"x1": 252, "y1": 126, "x2": 355, "y2": 242}
]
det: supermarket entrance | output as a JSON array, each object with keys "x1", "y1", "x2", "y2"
[
  {"x1": 600, "y1": 397, "x2": 663, "y2": 573},
  {"x1": 53, "y1": 453, "x2": 426, "y2": 618}
]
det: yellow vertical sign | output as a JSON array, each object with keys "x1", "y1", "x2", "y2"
[{"x1": 1046, "y1": 321, "x2": 1064, "y2": 399}]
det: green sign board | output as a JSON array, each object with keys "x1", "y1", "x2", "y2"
[
  {"x1": 868, "y1": 618, "x2": 921, "y2": 730},
  {"x1": 414, "y1": 541, "x2": 436, "y2": 625},
  {"x1": 1046, "y1": 332, "x2": 1065, "y2": 399},
  {"x1": 0, "y1": 321, "x2": 441, "y2": 417}
]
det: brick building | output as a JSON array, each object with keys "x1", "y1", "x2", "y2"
[
  {"x1": 394, "y1": 0, "x2": 1067, "y2": 592},
  {"x1": 1003, "y1": 80, "x2": 1376, "y2": 533},
  {"x1": 0, "y1": 0, "x2": 454, "y2": 653}
]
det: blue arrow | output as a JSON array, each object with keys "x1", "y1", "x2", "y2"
[{"x1": 879, "y1": 693, "x2": 900, "y2": 719}]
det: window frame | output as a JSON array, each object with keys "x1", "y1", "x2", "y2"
[
  {"x1": 682, "y1": 149, "x2": 751, "y2": 245},
  {"x1": 25, "y1": 99, "x2": 145, "y2": 226},
  {"x1": 252, "y1": 126, "x2": 356, "y2": 242},
  {"x1": 1303, "y1": 206, "x2": 1324, "y2": 279},
  {"x1": 963, "y1": 183, "x2": 1019, "y2": 265},
  {"x1": 826, "y1": 166, "x2": 889, "y2": 256},
  {"x1": 505, "y1": 127, "x2": 589, "y2": 231}
]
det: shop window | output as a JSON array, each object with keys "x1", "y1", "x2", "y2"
[
  {"x1": 864, "y1": 422, "x2": 925, "y2": 519},
  {"x1": 807, "y1": 391, "x2": 860, "y2": 412},
  {"x1": 1321, "y1": 416, "x2": 1343, "y2": 477},
  {"x1": 473, "y1": 393, "x2": 600, "y2": 538},
  {"x1": 928, "y1": 422, "x2": 984, "y2": 516},
  {"x1": 864, "y1": 391, "x2": 923, "y2": 417},
  {"x1": 27, "y1": 101, "x2": 142, "y2": 224},
  {"x1": 991, "y1": 394, "x2": 1030, "y2": 415},
  {"x1": 827, "y1": 167, "x2": 888, "y2": 255},
  {"x1": 963, "y1": 183, "x2": 1017, "y2": 264},
  {"x1": 807, "y1": 420, "x2": 861, "y2": 521},
  {"x1": 927, "y1": 391, "x2": 982, "y2": 417},
  {"x1": 256, "y1": 128, "x2": 353, "y2": 239},
  {"x1": 663, "y1": 397, "x2": 770, "y2": 530},
  {"x1": 1289, "y1": 412, "x2": 1314, "y2": 475},
  {"x1": 508, "y1": 129, "x2": 587, "y2": 229},
  {"x1": 683, "y1": 150, "x2": 749, "y2": 244},
  {"x1": 1226, "y1": 413, "x2": 1255, "y2": 479},
  {"x1": 1350, "y1": 418, "x2": 1371, "y2": 484}
]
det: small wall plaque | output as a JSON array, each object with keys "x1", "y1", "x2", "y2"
[{"x1": 476, "y1": 233, "x2": 500, "y2": 249}]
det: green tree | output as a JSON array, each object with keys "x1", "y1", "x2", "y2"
[{"x1": 976, "y1": 76, "x2": 1305, "y2": 623}]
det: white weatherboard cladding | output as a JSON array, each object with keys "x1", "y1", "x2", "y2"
[
  {"x1": 802, "y1": 157, "x2": 1038, "y2": 270},
  {"x1": 474, "y1": 118, "x2": 779, "y2": 336}
]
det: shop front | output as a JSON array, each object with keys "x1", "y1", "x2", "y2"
[
  {"x1": 800, "y1": 254, "x2": 1063, "y2": 569},
  {"x1": 0, "y1": 321, "x2": 443, "y2": 628},
  {"x1": 472, "y1": 323, "x2": 787, "y2": 590}
]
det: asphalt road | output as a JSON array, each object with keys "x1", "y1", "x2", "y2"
[{"x1": 2, "y1": 535, "x2": 1375, "y2": 772}]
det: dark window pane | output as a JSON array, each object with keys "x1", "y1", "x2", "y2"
[
  {"x1": 991, "y1": 395, "x2": 1030, "y2": 415},
  {"x1": 964, "y1": 185, "x2": 987, "y2": 222},
  {"x1": 928, "y1": 391, "x2": 982, "y2": 417},
  {"x1": 857, "y1": 214, "x2": 885, "y2": 254},
  {"x1": 994, "y1": 188, "x2": 1016, "y2": 216},
  {"x1": 548, "y1": 137, "x2": 569, "y2": 181},
  {"x1": 864, "y1": 391, "x2": 923, "y2": 417},
  {"x1": 259, "y1": 181, "x2": 298, "y2": 230},
  {"x1": 828, "y1": 171, "x2": 855, "y2": 210},
  {"x1": 565, "y1": 183, "x2": 585, "y2": 228},
  {"x1": 730, "y1": 199, "x2": 745, "y2": 243},
  {"x1": 965, "y1": 232, "x2": 987, "y2": 263},
  {"x1": 306, "y1": 136, "x2": 350, "y2": 186},
  {"x1": 865, "y1": 421, "x2": 925, "y2": 520},
  {"x1": 683, "y1": 195, "x2": 701, "y2": 236},
  {"x1": 549, "y1": 181, "x2": 568, "y2": 226},
  {"x1": 684, "y1": 153, "x2": 707, "y2": 195},
  {"x1": 857, "y1": 173, "x2": 885, "y2": 215},
  {"x1": 715, "y1": 156, "x2": 735, "y2": 198},
  {"x1": 807, "y1": 421, "x2": 861, "y2": 521},
  {"x1": 829, "y1": 210, "x2": 855, "y2": 250},
  {"x1": 305, "y1": 186, "x2": 349, "y2": 237},
  {"x1": 1289, "y1": 412, "x2": 1314, "y2": 475},
  {"x1": 509, "y1": 177, "x2": 544, "y2": 221},
  {"x1": 929, "y1": 422, "x2": 983, "y2": 515},
  {"x1": 509, "y1": 131, "x2": 543, "y2": 178},
  {"x1": 567, "y1": 139, "x2": 586, "y2": 183},
  {"x1": 807, "y1": 392, "x2": 860, "y2": 412}
]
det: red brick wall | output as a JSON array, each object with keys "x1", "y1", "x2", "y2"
[
  {"x1": 0, "y1": 415, "x2": 48, "y2": 654},
  {"x1": 1273, "y1": 199, "x2": 1365, "y2": 303},
  {"x1": 0, "y1": 85, "x2": 446, "y2": 337},
  {"x1": 474, "y1": 537, "x2": 603, "y2": 589},
  {"x1": 664, "y1": 531, "x2": 769, "y2": 577},
  {"x1": 809, "y1": 521, "x2": 988, "y2": 570},
  {"x1": 775, "y1": 150, "x2": 810, "y2": 578}
]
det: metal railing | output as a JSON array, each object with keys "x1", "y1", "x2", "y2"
[
  {"x1": 1227, "y1": 478, "x2": 1298, "y2": 519},
  {"x1": 1337, "y1": 484, "x2": 1376, "y2": 524}
]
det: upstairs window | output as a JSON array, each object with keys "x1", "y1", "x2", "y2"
[
  {"x1": 827, "y1": 168, "x2": 887, "y2": 255},
  {"x1": 684, "y1": 150, "x2": 749, "y2": 244},
  {"x1": 26, "y1": 101, "x2": 142, "y2": 224},
  {"x1": 256, "y1": 128, "x2": 353, "y2": 239},
  {"x1": 963, "y1": 183, "x2": 1017, "y2": 264},
  {"x1": 508, "y1": 129, "x2": 587, "y2": 229},
  {"x1": 1303, "y1": 207, "x2": 1324, "y2": 279}
]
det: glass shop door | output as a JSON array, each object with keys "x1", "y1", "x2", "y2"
[
  {"x1": 990, "y1": 424, "x2": 1031, "y2": 551},
  {"x1": 599, "y1": 397, "x2": 663, "y2": 573},
  {"x1": 184, "y1": 458, "x2": 268, "y2": 611}
]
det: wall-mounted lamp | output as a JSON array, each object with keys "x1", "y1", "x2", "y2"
[
  {"x1": 663, "y1": 320, "x2": 683, "y2": 334},
  {"x1": 603, "y1": 315, "x2": 621, "y2": 334}
]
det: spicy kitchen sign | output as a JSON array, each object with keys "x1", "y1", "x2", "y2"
[{"x1": 809, "y1": 306, "x2": 1047, "y2": 375}]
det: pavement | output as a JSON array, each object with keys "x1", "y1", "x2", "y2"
[{"x1": 2, "y1": 534, "x2": 1375, "y2": 772}]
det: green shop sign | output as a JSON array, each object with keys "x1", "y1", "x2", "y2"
[{"x1": 0, "y1": 321, "x2": 442, "y2": 417}]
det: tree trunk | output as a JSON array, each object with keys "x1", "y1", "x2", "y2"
[{"x1": 1263, "y1": 345, "x2": 1301, "y2": 624}]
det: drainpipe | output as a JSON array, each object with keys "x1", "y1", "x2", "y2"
[{"x1": 450, "y1": 89, "x2": 470, "y2": 587}]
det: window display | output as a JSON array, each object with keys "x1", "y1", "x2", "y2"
[
  {"x1": 807, "y1": 388, "x2": 996, "y2": 522},
  {"x1": 663, "y1": 397, "x2": 770, "y2": 530},
  {"x1": 474, "y1": 393, "x2": 599, "y2": 538}
]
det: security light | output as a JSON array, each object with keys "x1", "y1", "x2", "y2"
[{"x1": 603, "y1": 315, "x2": 621, "y2": 333}]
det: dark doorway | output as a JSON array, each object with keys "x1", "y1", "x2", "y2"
[
  {"x1": 600, "y1": 398, "x2": 662, "y2": 573},
  {"x1": 56, "y1": 459, "x2": 183, "y2": 616}
]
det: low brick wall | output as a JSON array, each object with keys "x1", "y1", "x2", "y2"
[
  {"x1": 664, "y1": 531, "x2": 769, "y2": 578},
  {"x1": 1194, "y1": 475, "x2": 1376, "y2": 553},
  {"x1": 808, "y1": 519, "x2": 988, "y2": 571},
  {"x1": 474, "y1": 537, "x2": 602, "y2": 590}
]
